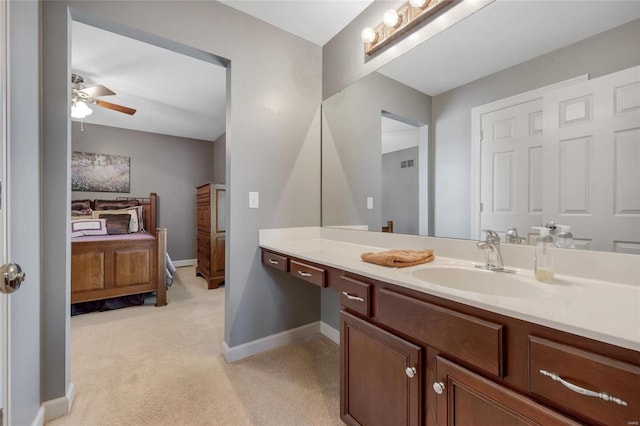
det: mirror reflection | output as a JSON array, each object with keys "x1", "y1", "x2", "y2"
[{"x1": 321, "y1": 2, "x2": 640, "y2": 254}]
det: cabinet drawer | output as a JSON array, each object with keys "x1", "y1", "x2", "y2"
[
  {"x1": 196, "y1": 189, "x2": 210, "y2": 205},
  {"x1": 338, "y1": 275, "x2": 370, "y2": 317},
  {"x1": 198, "y1": 253, "x2": 211, "y2": 274},
  {"x1": 262, "y1": 250, "x2": 288, "y2": 272},
  {"x1": 529, "y1": 336, "x2": 640, "y2": 425},
  {"x1": 289, "y1": 260, "x2": 326, "y2": 287},
  {"x1": 196, "y1": 198, "x2": 210, "y2": 207},
  {"x1": 377, "y1": 288, "x2": 504, "y2": 377},
  {"x1": 197, "y1": 231, "x2": 210, "y2": 251},
  {"x1": 197, "y1": 207, "x2": 211, "y2": 230}
]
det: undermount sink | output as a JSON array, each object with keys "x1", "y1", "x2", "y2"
[{"x1": 409, "y1": 266, "x2": 548, "y2": 298}]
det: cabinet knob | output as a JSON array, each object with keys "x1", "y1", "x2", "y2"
[
  {"x1": 405, "y1": 367, "x2": 417, "y2": 378},
  {"x1": 432, "y1": 381, "x2": 445, "y2": 395}
]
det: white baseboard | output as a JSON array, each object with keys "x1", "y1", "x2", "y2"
[
  {"x1": 173, "y1": 259, "x2": 196, "y2": 267},
  {"x1": 222, "y1": 321, "x2": 321, "y2": 363},
  {"x1": 31, "y1": 407, "x2": 44, "y2": 426},
  {"x1": 320, "y1": 321, "x2": 340, "y2": 344},
  {"x1": 41, "y1": 382, "x2": 75, "y2": 423}
]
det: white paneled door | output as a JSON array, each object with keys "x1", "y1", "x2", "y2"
[
  {"x1": 480, "y1": 98, "x2": 544, "y2": 239},
  {"x1": 2, "y1": 1, "x2": 43, "y2": 425},
  {"x1": 543, "y1": 66, "x2": 640, "y2": 253}
]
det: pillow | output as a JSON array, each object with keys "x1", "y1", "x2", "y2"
[
  {"x1": 71, "y1": 214, "x2": 93, "y2": 221},
  {"x1": 100, "y1": 214, "x2": 131, "y2": 235},
  {"x1": 70, "y1": 219, "x2": 107, "y2": 237},
  {"x1": 94, "y1": 199, "x2": 140, "y2": 211},
  {"x1": 72, "y1": 208, "x2": 93, "y2": 217},
  {"x1": 71, "y1": 199, "x2": 92, "y2": 211},
  {"x1": 92, "y1": 207, "x2": 140, "y2": 233}
]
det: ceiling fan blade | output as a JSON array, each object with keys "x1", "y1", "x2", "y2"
[
  {"x1": 95, "y1": 99, "x2": 137, "y2": 115},
  {"x1": 79, "y1": 84, "x2": 116, "y2": 98}
]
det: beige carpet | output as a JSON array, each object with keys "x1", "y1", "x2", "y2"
[{"x1": 48, "y1": 266, "x2": 341, "y2": 426}]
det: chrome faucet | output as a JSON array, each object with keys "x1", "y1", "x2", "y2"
[
  {"x1": 476, "y1": 229, "x2": 514, "y2": 273},
  {"x1": 504, "y1": 227, "x2": 527, "y2": 244}
]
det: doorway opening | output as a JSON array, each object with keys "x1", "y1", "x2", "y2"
[
  {"x1": 380, "y1": 112, "x2": 429, "y2": 235},
  {"x1": 67, "y1": 10, "x2": 230, "y2": 390}
]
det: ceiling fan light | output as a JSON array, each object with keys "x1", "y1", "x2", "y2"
[{"x1": 71, "y1": 101, "x2": 93, "y2": 119}]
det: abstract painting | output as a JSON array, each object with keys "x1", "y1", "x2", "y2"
[{"x1": 71, "y1": 151, "x2": 130, "y2": 193}]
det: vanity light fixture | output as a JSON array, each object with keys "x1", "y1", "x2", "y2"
[
  {"x1": 383, "y1": 9, "x2": 401, "y2": 28},
  {"x1": 361, "y1": 27, "x2": 378, "y2": 44},
  {"x1": 409, "y1": 0, "x2": 428, "y2": 8},
  {"x1": 361, "y1": 0, "x2": 453, "y2": 56}
]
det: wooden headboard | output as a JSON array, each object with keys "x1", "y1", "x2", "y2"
[{"x1": 116, "y1": 192, "x2": 157, "y2": 235}]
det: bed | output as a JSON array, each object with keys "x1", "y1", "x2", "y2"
[{"x1": 70, "y1": 192, "x2": 167, "y2": 307}]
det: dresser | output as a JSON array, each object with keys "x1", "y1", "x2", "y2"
[{"x1": 196, "y1": 183, "x2": 225, "y2": 289}]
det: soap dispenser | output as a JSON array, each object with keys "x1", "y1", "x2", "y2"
[
  {"x1": 533, "y1": 227, "x2": 554, "y2": 283},
  {"x1": 555, "y1": 224, "x2": 575, "y2": 249}
]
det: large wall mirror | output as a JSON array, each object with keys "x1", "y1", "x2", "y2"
[{"x1": 322, "y1": 1, "x2": 640, "y2": 254}]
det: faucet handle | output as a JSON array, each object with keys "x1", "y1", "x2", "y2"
[{"x1": 481, "y1": 229, "x2": 501, "y2": 243}]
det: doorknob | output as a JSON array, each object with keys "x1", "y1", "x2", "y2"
[{"x1": 0, "y1": 263, "x2": 25, "y2": 294}]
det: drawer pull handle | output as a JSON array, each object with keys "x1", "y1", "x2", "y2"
[
  {"x1": 268, "y1": 259, "x2": 279, "y2": 265},
  {"x1": 405, "y1": 367, "x2": 417, "y2": 378},
  {"x1": 432, "y1": 382, "x2": 445, "y2": 395},
  {"x1": 341, "y1": 291, "x2": 364, "y2": 302},
  {"x1": 297, "y1": 271, "x2": 312, "y2": 277},
  {"x1": 539, "y1": 370, "x2": 628, "y2": 407}
]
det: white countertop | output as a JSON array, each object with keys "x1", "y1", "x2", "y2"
[{"x1": 259, "y1": 227, "x2": 640, "y2": 352}]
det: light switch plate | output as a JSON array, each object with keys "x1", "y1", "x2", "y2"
[
  {"x1": 367, "y1": 196, "x2": 373, "y2": 210},
  {"x1": 249, "y1": 192, "x2": 259, "y2": 209}
]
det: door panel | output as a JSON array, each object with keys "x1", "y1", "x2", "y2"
[
  {"x1": 2, "y1": 1, "x2": 42, "y2": 425},
  {"x1": 543, "y1": 66, "x2": 640, "y2": 253},
  {"x1": 435, "y1": 356, "x2": 578, "y2": 425},
  {"x1": 341, "y1": 311, "x2": 422, "y2": 426},
  {"x1": 480, "y1": 99, "x2": 544, "y2": 239}
]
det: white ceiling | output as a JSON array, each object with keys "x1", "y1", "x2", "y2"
[
  {"x1": 219, "y1": 0, "x2": 375, "y2": 46},
  {"x1": 72, "y1": 1, "x2": 640, "y2": 142},
  {"x1": 72, "y1": 21, "x2": 227, "y2": 142}
]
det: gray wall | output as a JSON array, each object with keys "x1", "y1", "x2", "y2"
[
  {"x1": 42, "y1": 0, "x2": 321, "y2": 405},
  {"x1": 213, "y1": 132, "x2": 226, "y2": 184},
  {"x1": 382, "y1": 147, "x2": 419, "y2": 235},
  {"x1": 72, "y1": 122, "x2": 214, "y2": 260},
  {"x1": 433, "y1": 19, "x2": 640, "y2": 239},
  {"x1": 322, "y1": 71, "x2": 431, "y2": 230}
]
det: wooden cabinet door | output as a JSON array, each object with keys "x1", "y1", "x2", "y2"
[
  {"x1": 341, "y1": 311, "x2": 422, "y2": 426},
  {"x1": 435, "y1": 356, "x2": 579, "y2": 426}
]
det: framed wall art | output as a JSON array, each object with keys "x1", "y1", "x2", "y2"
[{"x1": 71, "y1": 151, "x2": 130, "y2": 193}]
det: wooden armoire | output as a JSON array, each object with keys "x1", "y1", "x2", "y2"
[{"x1": 196, "y1": 183, "x2": 225, "y2": 289}]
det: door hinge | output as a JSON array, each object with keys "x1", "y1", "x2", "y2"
[
  {"x1": 480, "y1": 130, "x2": 484, "y2": 142},
  {"x1": 480, "y1": 202, "x2": 483, "y2": 212}
]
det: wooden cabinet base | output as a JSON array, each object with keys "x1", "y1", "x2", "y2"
[
  {"x1": 341, "y1": 311, "x2": 422, "y2": 426},
  {"x1": 435, "y1": 356, "x2": 579, "y2": 425},
  {"x1": 262, "y1": 247, "x2": 640, "y2": 426}
]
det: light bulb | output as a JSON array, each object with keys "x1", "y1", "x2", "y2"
[
  {"x1": 361, "y1": 27, "x2": 377, "y2": 44},
  {"x1": 409, "y1": 0, "x2": 428, "y2": 8},
  {"x1": 383, "y1": 9, "x2": 400, "y2": 28}
]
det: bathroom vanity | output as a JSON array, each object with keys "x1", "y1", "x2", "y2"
[{"x1": 259, "y1": 227, "x2": 640, "y2": 426}]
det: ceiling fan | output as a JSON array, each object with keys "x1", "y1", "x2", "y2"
[{"x1": 71, "y1": 73, "x2": 137, "y2": 118}]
